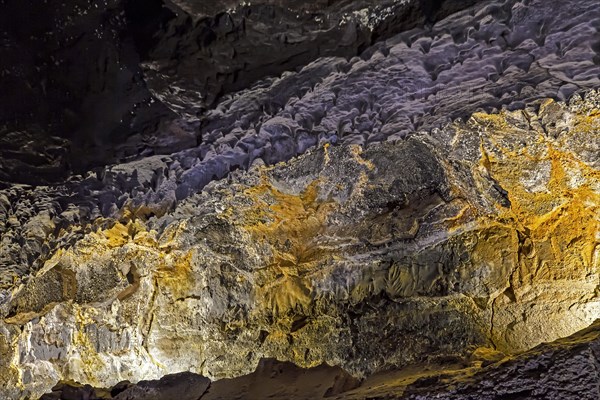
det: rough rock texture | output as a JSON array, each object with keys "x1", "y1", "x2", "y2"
[
  {"x1": 366, "y1": 318, "x2": 600, "y2": 399},
  {"x1": 0, "y1": 0, "x2": 477, "y2": 184},
  {"x1": 2, "y1": 0, "x2": 600, "y2": 294},
  {"x1": 39, "y1": 320, "x2": 600, "y2": 399},
  {"x1": 1, "y1": 92, "x2": 598, "y2": 399},
  {"x1": 40, "y1": 371, "x2": 210, "y2": 400},
  {"x1": 40, "y1": 359, "x2": 359, "y2": 400},
  {"x1": 2, "y1": 0, "x2": 600, "y2": 185},
  {"x1": 1, "y1": 0, "x2": 600, "y2": 398}
]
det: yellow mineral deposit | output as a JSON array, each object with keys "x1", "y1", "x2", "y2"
[
  {"x1": 467, "y1": 106, "x2": 600, "y2": 351},
  {"x1": 1, "y1": 96, "x2": 599, "y2": 399},
  {"x1": 243, "y1": 177, "x2": 334, "y2": 317}
]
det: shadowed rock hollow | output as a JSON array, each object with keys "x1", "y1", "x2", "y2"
[{"x1": 0, "y1": 0, "x2": 599, "y2": 399}]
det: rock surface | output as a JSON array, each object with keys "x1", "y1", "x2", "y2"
[
  {"x1": 1, "y1": 91, "x2": 599, "y2": 399},
  {"x1": 370, "y1": 318, "x2": 600, "y2": 399},
  {"x1": 1, "y1": 0, "x2": 600, "y2": 399},
  {"x1": 0, "y1": 0, "x2": 478, "y2": 184},
  {"x1": 39, "y1": 320, "x2": 600, "y2": 399},
  {"x1": 2, "y1": 0, "x2": 600, "y2": 291},
  {"x1": 1, "y1": 0, "x2": 600, "y2": 185}
]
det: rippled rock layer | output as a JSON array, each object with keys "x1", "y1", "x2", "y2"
[
  {"x1": 1, "y1": 92, "x2": 598, "y2": 399},
  {"x1": 0, "y1": 0, "x2": 477, "y2": 184},
  {"x1": 2, "y1": 0, "x2": 600, "y2": 293},
  {"x1": 2, "y1": 0, "x2": 600, "y2": 187}
]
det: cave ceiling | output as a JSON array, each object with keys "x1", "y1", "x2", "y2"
[{"x1": 0, "y1": 0, "x2": 599, "y2": 399}]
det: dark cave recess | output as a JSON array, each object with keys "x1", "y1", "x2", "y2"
[{"x1": 0, "y1": 0, "x2": 477, "y2": 184}]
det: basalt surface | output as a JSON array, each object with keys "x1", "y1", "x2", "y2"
[
  {"x1": 1, "y1": 92, "x2": 599, "y2": 399},
  {"x1": 2, "y1": 0, "x2": 600, "y2": 292},
  {"x1": 0, "y1": 0, "x2": 478, "y2": 184},
  {"x1": 1, "y1": 0, "x2": 600, "y2": 186},
  {"x1": 1, "y1": 0, "x2": 600, "y2": 398},
  {"x1": 38, "y1": 319, "x2": 600, "y2": 399}
]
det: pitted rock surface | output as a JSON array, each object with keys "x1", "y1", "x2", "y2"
[
  {"x1": 38, "y1": 321, "x2": 600, "y2": 399},
  {"x1": 1, "y1": 92, "x2": 599, "y2": 398},
  {"x1": 1, "y1": 0, "x2": 600, "y2": 399}
]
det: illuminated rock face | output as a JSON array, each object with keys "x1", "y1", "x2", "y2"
[
  {"x1": 1, "y1": 0, "x2": 600, "y2": 398},
  {"x1": 1, "y1": 93, "x2": 598, "y2": 399},
  {"x1": 3, "y1": 0, "x2": 600, "y2": 295},
  {"x1": 36, "y1": 320, "x2": 600, "y2": 399}
]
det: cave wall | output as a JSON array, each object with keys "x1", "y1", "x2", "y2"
[
  {"x1": 1, "y1": 92, "x2": 599, "y2": 399},
  {"x1": 0, "y1": 0, "x2": 599, "y2": 398},
  {"x1": 0, "y1": 0, "x2": 480, "y2": 184}
]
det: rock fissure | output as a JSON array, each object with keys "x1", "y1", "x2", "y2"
[{"x1": 489, "y1": 294, "x2": 499, "y2": 351}]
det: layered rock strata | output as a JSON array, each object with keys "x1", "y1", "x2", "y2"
[
  {"x1": 2, "y1": 0, "x2": 600, "y2": 294},
  {"x1": 1, "y1": 0, "x2": 599, "y2": 186},
  {"x1": 1, "y1": 92, "x2": 598, "y2": 399},
  {"x1": 38, "y1": 320, "x2": 600, "y2": 399}
]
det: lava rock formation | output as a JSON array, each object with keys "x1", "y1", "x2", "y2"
[{"x1": 0, "y1": 0, "x2": 599, "y2": 399}]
